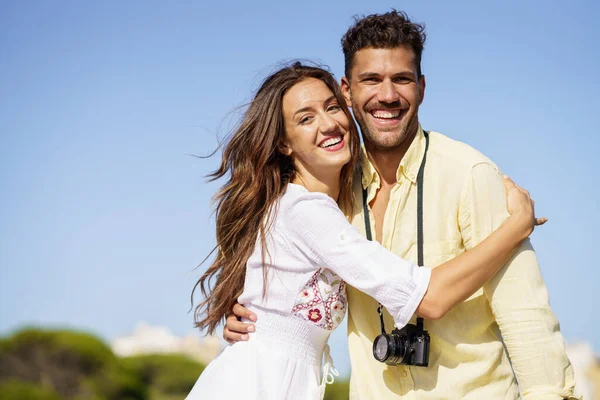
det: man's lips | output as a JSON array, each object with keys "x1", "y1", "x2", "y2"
[
  {"x1": 367, "y1": 108, "x2": 406, "y2": 126},
  {"x1": 368, "y1": 109, "x2": 403, "y2": 119}
]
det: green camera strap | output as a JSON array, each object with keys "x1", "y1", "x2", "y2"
[{"x1": 362, "y1": 131, "x2": 429, "y2": 333}]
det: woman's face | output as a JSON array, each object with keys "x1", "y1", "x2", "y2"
[{"x1": 281, "y1": 78, "x2": 351, "y2": 179}]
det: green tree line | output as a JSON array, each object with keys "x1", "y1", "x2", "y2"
[{"x1": 0, "y1": 328, "x2": 349, "y2": 399}]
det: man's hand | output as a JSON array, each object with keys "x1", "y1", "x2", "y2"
[{"x1": 223, "y1": 303, "x2": 257, "y2": 343}]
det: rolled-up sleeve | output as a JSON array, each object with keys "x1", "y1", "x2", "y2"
[
  {"x1": 459, "y1": 162, "x2": 575, "y2": 399},
  {"x1": 281, "y1": 191, "x2": 431, "y2": 329}
]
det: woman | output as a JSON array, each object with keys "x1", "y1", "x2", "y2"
[{"x1": 187, "y1": 63, "x2": 543, "y2": 399}]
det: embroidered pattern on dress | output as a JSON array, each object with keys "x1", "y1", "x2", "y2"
[{"x1": 291, "y1": 268, "x2": 347, "y2": 330}]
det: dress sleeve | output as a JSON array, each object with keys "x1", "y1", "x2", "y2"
[{"x1": 281, "y1": 190, "x2": 431, "y2": 329}]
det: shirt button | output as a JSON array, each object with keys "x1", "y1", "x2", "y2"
[
  {"x1": 401, "y1": 371, "x2": 408, "y2": 377},
  {"x1": 340, "y1": 233, "x2": 345, "y2": 240}
]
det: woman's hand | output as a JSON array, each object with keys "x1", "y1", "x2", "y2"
[{"x1": 503, "y1": 175, "x2": 547, "y2": 238}]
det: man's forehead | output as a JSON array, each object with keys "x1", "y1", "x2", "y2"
[{"x1": 350, "y1": 46, "x2": 417, "y2": 75}]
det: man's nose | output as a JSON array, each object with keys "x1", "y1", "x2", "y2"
[{"x1": 377, "y1": 80, "x2": 400, "y2": 104}]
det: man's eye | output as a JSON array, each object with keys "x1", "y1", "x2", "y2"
[{"x1": 328, "y1": 105, "x2": 341, "y2": 112}]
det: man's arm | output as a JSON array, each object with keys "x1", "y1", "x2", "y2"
[
  {"x1": 223, "y1": 304, "x2": 256, "y2": 342},
  {"x1": 459, "y1": 162, "x2": 576, "y2": 400}
]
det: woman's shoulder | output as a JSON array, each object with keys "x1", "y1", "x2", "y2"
[
  {"x1": 273, "y1": 183, "x2": 345, "y2": 238},
  {"x1": 279, "y1": 183, "x2": 338, "y2": 212}
]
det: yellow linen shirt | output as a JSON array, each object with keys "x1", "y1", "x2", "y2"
[{"x1": 347, "y1": 127, "x2": 575, "y2": 399}]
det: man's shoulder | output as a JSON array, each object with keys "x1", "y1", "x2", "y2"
[{"x1": 427, "y1": 130, "x2": 498, "y2": 170}]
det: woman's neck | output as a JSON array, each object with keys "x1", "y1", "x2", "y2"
[{"x1": 292, "y1": 169, "x2": 341, "y2": 202}]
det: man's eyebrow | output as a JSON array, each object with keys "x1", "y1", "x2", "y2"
[
  {"x1": 293, "y1": 96, "x2": 337, "y2": 118},
  {"x1": 357, "y1": 72, "x2": 380, "y2": 80},
  {"x1": 357, "y1": 71, "x2": 415, "y2": 80},
  {"x1": 392, "y1": 71, "x2": 416, "y2": 78}
]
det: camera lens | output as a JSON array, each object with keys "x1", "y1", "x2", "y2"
[{"x1": 373, "y1": 335, "x2": 390, "y2": 361}]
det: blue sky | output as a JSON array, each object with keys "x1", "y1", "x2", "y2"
[{"x1": 0, "y1": 0, "x2": 598, "y2": 378}]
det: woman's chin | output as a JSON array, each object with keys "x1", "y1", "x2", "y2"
[
  {"x1": 323, "y1": 148, "x2": 351, "y2": 166},
  {"x1": 319, "y1": 158, "x2": 351, "y2": 174}
]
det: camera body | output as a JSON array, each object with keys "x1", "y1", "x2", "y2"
[{"x1": 372, "y1": 321, "x2": 430, "y2": 367}]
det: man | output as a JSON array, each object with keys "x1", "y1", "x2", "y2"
[{"x1": 225, "y1": 10, "x2": 575, "y2": 399}]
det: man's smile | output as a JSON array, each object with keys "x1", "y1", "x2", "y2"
[{"x1": 367, "y1": 108, "x2": 406, "y2": 126}]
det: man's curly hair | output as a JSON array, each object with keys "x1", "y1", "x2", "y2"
[{"x1": 341, "y1": 10, "x2": 426, "y2": 79}]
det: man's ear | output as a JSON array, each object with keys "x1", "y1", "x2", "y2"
[
  {"x1": 340, "y1": 77, "x2": 353, "y2": 108},
  {"x1": 418, "y1": 75, "x2": 426, "y2": 105}
]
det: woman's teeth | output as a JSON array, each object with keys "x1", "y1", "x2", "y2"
[{"x1": 319, "y1": 136, "x2": 343, "y2": 148}]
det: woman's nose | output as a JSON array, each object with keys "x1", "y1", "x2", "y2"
[{"x1": 319, "y1": 113, "x2": 338, "y2": 134}]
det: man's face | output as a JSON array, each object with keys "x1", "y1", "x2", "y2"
[{"x1": 341, "y1": 46, "x2": 425, "y2": 151}]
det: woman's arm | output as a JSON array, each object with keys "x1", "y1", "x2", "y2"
[
  {"x1": 417, "y1": 216, "x2": 527, "y2": 319},
  {"x1": 417, "y1": 176, "x2": 544, "y2": 319},
  {"x1": 222, "y1": 176, "x2": 543, "y2": 340},
  {"x1": 283, "y1": 176, "x2": 542, "y2": 327}
]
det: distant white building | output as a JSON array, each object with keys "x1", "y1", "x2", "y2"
[
  {"x1": 111, "y1": 322, "x2": 223, "y2": 365},
  {"x1": 566, "y1": 342, "x2": 600, "y2": 400}
]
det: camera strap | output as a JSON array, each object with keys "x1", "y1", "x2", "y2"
[{"x1": 361, "y1": 131, "x2": 429, "y2": 334}]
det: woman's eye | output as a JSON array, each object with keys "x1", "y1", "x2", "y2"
[
  {"x1": 328, "y1": 105, "x2": 341, "y2": 112},
  {"x1": 299, "y1": 116, "x2": 312, "y2": 124}
]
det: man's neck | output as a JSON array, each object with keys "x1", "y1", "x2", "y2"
[{"x1": 365, "y1": 128, "x2": 418, "y2": 187}]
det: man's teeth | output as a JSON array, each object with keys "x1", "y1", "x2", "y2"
[
  {"x1": 320, "y1": 136, "x2": 343, "y2": 148},
  {"x1": 371, "y1": 110, "x2": 401, "y2": 119}
]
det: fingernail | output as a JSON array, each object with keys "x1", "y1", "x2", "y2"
[
  {"x1": 241, "y1": 334, "x2": 249, "y2": 341},
  {"x1": 250, "y1": 313, "x2": 257, "y2": 322},
  {"x1": 247, "y1": 325, "x2": 255, "y2": 333}
]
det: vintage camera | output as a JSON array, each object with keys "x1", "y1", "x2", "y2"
[{"x1": 372, "y1": 314, "x2": 430, "y2": 367}]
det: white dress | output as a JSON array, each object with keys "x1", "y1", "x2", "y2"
[{"x1": 186, "y1": 183, "x2": 431, "y2": 400}]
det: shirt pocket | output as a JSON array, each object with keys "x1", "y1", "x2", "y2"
[{"x1": 424, "y1": 240, "x2": 461, "y2": 267}]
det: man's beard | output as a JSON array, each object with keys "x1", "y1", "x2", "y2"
[{"x1": 355, "y1": 108, "x2": 418, "y2": 151}]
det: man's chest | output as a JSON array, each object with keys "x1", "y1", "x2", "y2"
[
  {"x1": 369, "y1": 185, "x2": 392, "y2": 243},
  {"x1": 356, "y1": 182, "x2": 465, "y2": 266}
]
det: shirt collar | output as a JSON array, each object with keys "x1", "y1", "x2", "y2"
[
  {"x1": 360, "y1": 146, "x2": 378, "y2": 190},
  {"x1": 360, "y1": 124, "x2": 426, "y2": 190}
]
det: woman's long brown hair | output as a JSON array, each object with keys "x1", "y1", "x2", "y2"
[{"x1": 192, "y1": 62, "x2": 361, "y2": 334}]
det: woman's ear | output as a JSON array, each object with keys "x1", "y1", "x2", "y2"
[{"x1": 278, "y1": 140, "x2": 293, "y2": 156}]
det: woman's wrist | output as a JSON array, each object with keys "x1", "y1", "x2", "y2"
[{"x1": 505, "y1": 213, "x2": 533, "y2": 242}]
